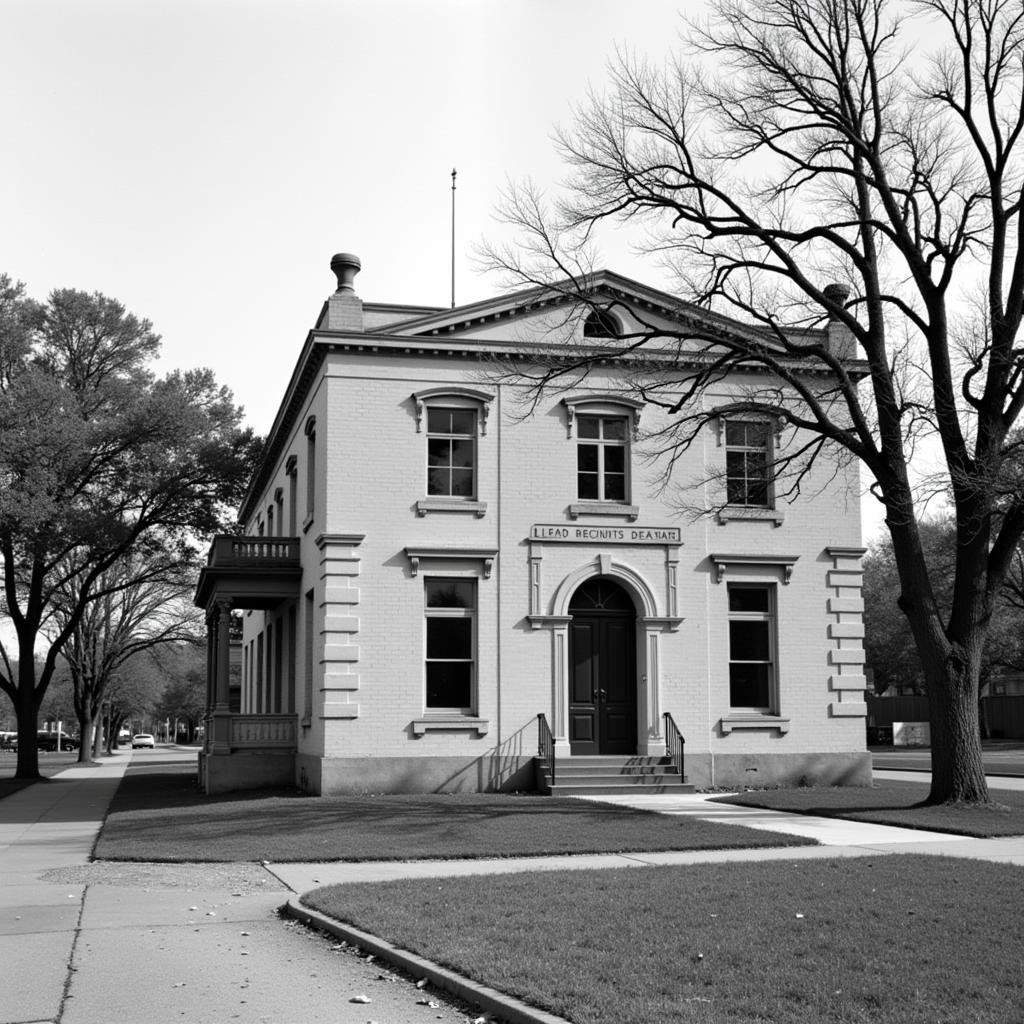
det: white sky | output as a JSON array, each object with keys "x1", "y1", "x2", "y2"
[{"x1": 0, "y1": 0, "x2": 886, "y2": 539}]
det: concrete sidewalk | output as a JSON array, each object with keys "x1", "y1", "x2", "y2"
[
  {"x1": 267, "y1": 779, "x2": 1024, "y2": 892},
  {"x1": 1, "y1": 752, "x2": 133, "y2": 1024},
  {"x1": 0, "y1": 752, "x2": 482, "y2": 1024},
  {"x1": 3, "y1": 759, "x2": 1023, "y2": 1024}
]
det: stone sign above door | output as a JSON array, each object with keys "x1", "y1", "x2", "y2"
[{"x1": 530, "y1": 524, "x2": 682, "y2": 544}]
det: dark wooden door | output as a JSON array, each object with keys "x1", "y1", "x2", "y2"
[{"x1": 568, "y1": 579, "x2": 637, "y2": 755}]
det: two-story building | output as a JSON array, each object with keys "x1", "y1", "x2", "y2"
[{"x1": 195, "y1": 253, "x2": 870, "y2": 795}]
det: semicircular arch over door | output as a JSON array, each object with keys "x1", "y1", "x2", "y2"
[{"x1": 568, "y1": 577, "x2": 637, "y2": 755}]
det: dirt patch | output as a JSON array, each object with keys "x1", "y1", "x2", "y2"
[{"x1": 40, "y1": 861, "x2": 287, "y2": 892}]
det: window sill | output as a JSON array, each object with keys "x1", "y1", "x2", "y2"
[
  {"x1": 412, "y1": 716, "x2": 489, "y2": 737},
  {"x1": 568, "y1": 502, "x2": 640, "y2": 521},
  {"x1": 718, "y1": 507, "x2": 785, "y2": 526},
  {"x1": 720, "y1": 714, "x2": 790, "y2": 734},
  {"x1": 416, "y1": 498, "x2": 487, "y2": 518}
]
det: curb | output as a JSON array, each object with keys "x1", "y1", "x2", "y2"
[{"x1": 283, "y1": 897, "x2": 573, "y2": 1024}]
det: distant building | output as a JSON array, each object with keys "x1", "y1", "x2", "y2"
[{"x1": 195, "y1": 254, "x2": 870, "y2": 794}]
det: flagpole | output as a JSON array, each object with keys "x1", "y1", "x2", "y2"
[{"x1": 450, "y1": 168, "x2": 457, "y2": 309}]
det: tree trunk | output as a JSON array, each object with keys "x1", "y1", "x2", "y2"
[
  {"x1": 92, "y1": 714, "x2": 104, "y2": 759},
  {"x1": 77, "y1": 709, "x2": 93, "y2": 764},
  {"x1": 14, "y1": 660, "x2": 40, "y2": 780},
  {"x1": 889, "y1": 515, "x2": 991, "y2": 805},
  {"x1": 924, "y1": 654, "x2": 989, "y2": 804}
]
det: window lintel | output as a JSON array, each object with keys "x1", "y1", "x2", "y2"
[
  {"x1": 412, "y1": 387, "x2": 494, "y2": 435},
  {"x1": 714, "y1": 403, "x2": 785, "y2": 445},
  {"x1": 563, "y1": 395, "x2": 644, "y2": 439},
  {"x1": 405, "y1": 546, "x2": 498, "y2": 578},
  {"x1": 710, "y1": 553, "x2": 799, "y2": 584}
]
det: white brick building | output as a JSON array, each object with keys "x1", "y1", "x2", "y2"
[{"x1": 195, "y1": 253, "x2": 870, "y2": 794}]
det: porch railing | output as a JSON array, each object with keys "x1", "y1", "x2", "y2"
[
  {"x1": 206, "y1": 535, "x2": 300, "y2": 567},
  {"x1": 229, "y1": 714, "x2": 297, "y2": 749},
  {"x1": 537, "y1": 713, "x2": 555, "y2": 788},
  {"x1": 663, "y1": 711, "x2": 685, "y2": 780}
]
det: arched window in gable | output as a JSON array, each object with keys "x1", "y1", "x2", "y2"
[{"x1": 583, "y1": 308, "x2": 622, "y2": 339}]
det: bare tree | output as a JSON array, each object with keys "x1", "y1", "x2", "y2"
[
  {"x1": 51, "y1": 555, "x2": 202, "y2": 762},
  {"x1": 483, "y1": 0, "x2": 1024, "y2": 803}
]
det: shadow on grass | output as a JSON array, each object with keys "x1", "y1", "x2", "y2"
[
  {"x1": 106, "y1": 761, "x2": 305, "y2": 813},
  {"x1": 712, "y1": 782, "x2": 1024, "y2": 837},
  {"x1": 96, "y1": 764, "x2": 813, "y2": 863}
]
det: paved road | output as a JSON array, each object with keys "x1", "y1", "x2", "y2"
[{"x1": 871, "y1": 744, "x2": 1024, "y2": 777}]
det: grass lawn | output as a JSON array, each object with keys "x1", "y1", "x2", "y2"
[
  {"x1": 0, "y1": 752, "x2": 94, "y2": 800},
  {"x1": 712, "y1": 779, "x2": 1024, "y2": 837},
  {"x1": 304, "y1": 855, "x2": 1024, "y2": 1024},
  {"x1": 93, "y1": 763, "x2": 813, "y2": 862}
]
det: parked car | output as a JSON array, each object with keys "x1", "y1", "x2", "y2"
[
  {"x1": 131, "y1": 733, "x2": 156, "y2": 749},
  {"x1": 36, "y1": 731, "x2": 77, "y2": 751}
]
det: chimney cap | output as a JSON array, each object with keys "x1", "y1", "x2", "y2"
[
  {"x1": 822, "y1": 282, "x2": 850, "y2": 320},
  {"x1": 330, "y1": 253, "x2": 361, "y2": 293}
]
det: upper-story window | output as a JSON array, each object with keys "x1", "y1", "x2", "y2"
[
  {"x1": 725, "y1": 420, "x2": 772, "y2": 507},
  {"x1": 577, "y1": 415, "x2": 628, "y2": 501},
  {"x1": 412, "y1": 387, "x2": 493, "y2": 517},
  {"x1": 285, "y1": 456, "x2": 298, "y2": 535},
  {"x1": 562, "y1": 395, "x2": 644, "y2": 520},
  {"x1": 427, "y1": 408, "x2": 476, "y2": 498},
  {"x1": 304, "y1": 417, "x2": 316, "y2": 528}
]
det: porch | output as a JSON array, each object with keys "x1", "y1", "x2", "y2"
[{"x1": 194, "y1": 535, "x2": 303, "y2": 795}]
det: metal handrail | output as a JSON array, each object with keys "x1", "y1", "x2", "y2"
[
  {"x1": 537, "y1": 713, "x2": 555, "y2": 788},
  {"x1": 663, "y1": 711, "x2": 685, "y2": 781}
]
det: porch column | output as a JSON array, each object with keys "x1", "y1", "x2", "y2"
[
  {"x1": 215, "y1": 600, "x2": 232, "y2": 708},
  {"x1": 202, "y1": 611, "x2": 215, "y2": 756},
  {"x1": 205, "y1": 612, "x2": 215, "y2": 713},
  {"x1": 209, "y1": 599, "x2": 233, "y2": 754}
]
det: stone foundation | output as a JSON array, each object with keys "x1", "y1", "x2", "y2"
[
  {"x1": 684, "y1": 751, "x2": 872, "y2": 790},
  {"x1": 297, "y1": 753, "x2": 535, "y2": 795},
  {"x1": 200, "y1": 750, "x2": 296, "y2": 795}
]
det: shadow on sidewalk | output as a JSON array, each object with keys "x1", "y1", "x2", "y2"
[{"x1": 0, "y1": 774, "x2": 127, "y2": 824}]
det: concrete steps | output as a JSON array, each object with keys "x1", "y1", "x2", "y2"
[{"x1": 540, "y1": 755, "x2": 693, "y2": 796}]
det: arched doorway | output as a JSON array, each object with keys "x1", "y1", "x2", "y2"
[{"x1": 568, "y1": 577, "x2": 637, "y2": 755}]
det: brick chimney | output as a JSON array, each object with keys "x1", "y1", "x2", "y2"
[
  {"x1": 326, "y1": 253, "x2": 363, "y2": 331},
  {"x1": 822, "y1": 282, "x2": 854, "y2": 359}
]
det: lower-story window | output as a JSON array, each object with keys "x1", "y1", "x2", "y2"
[
  {"x1": 728, "y1": 583, "x2": 775, "y2": 711},
  {"x1": 425, "y1": 577, "x2": 475, "y2": 712}
]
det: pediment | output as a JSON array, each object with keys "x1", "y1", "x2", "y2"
[{"x1": 364, "y1": 270, "x2": 798, "y2": 354}]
